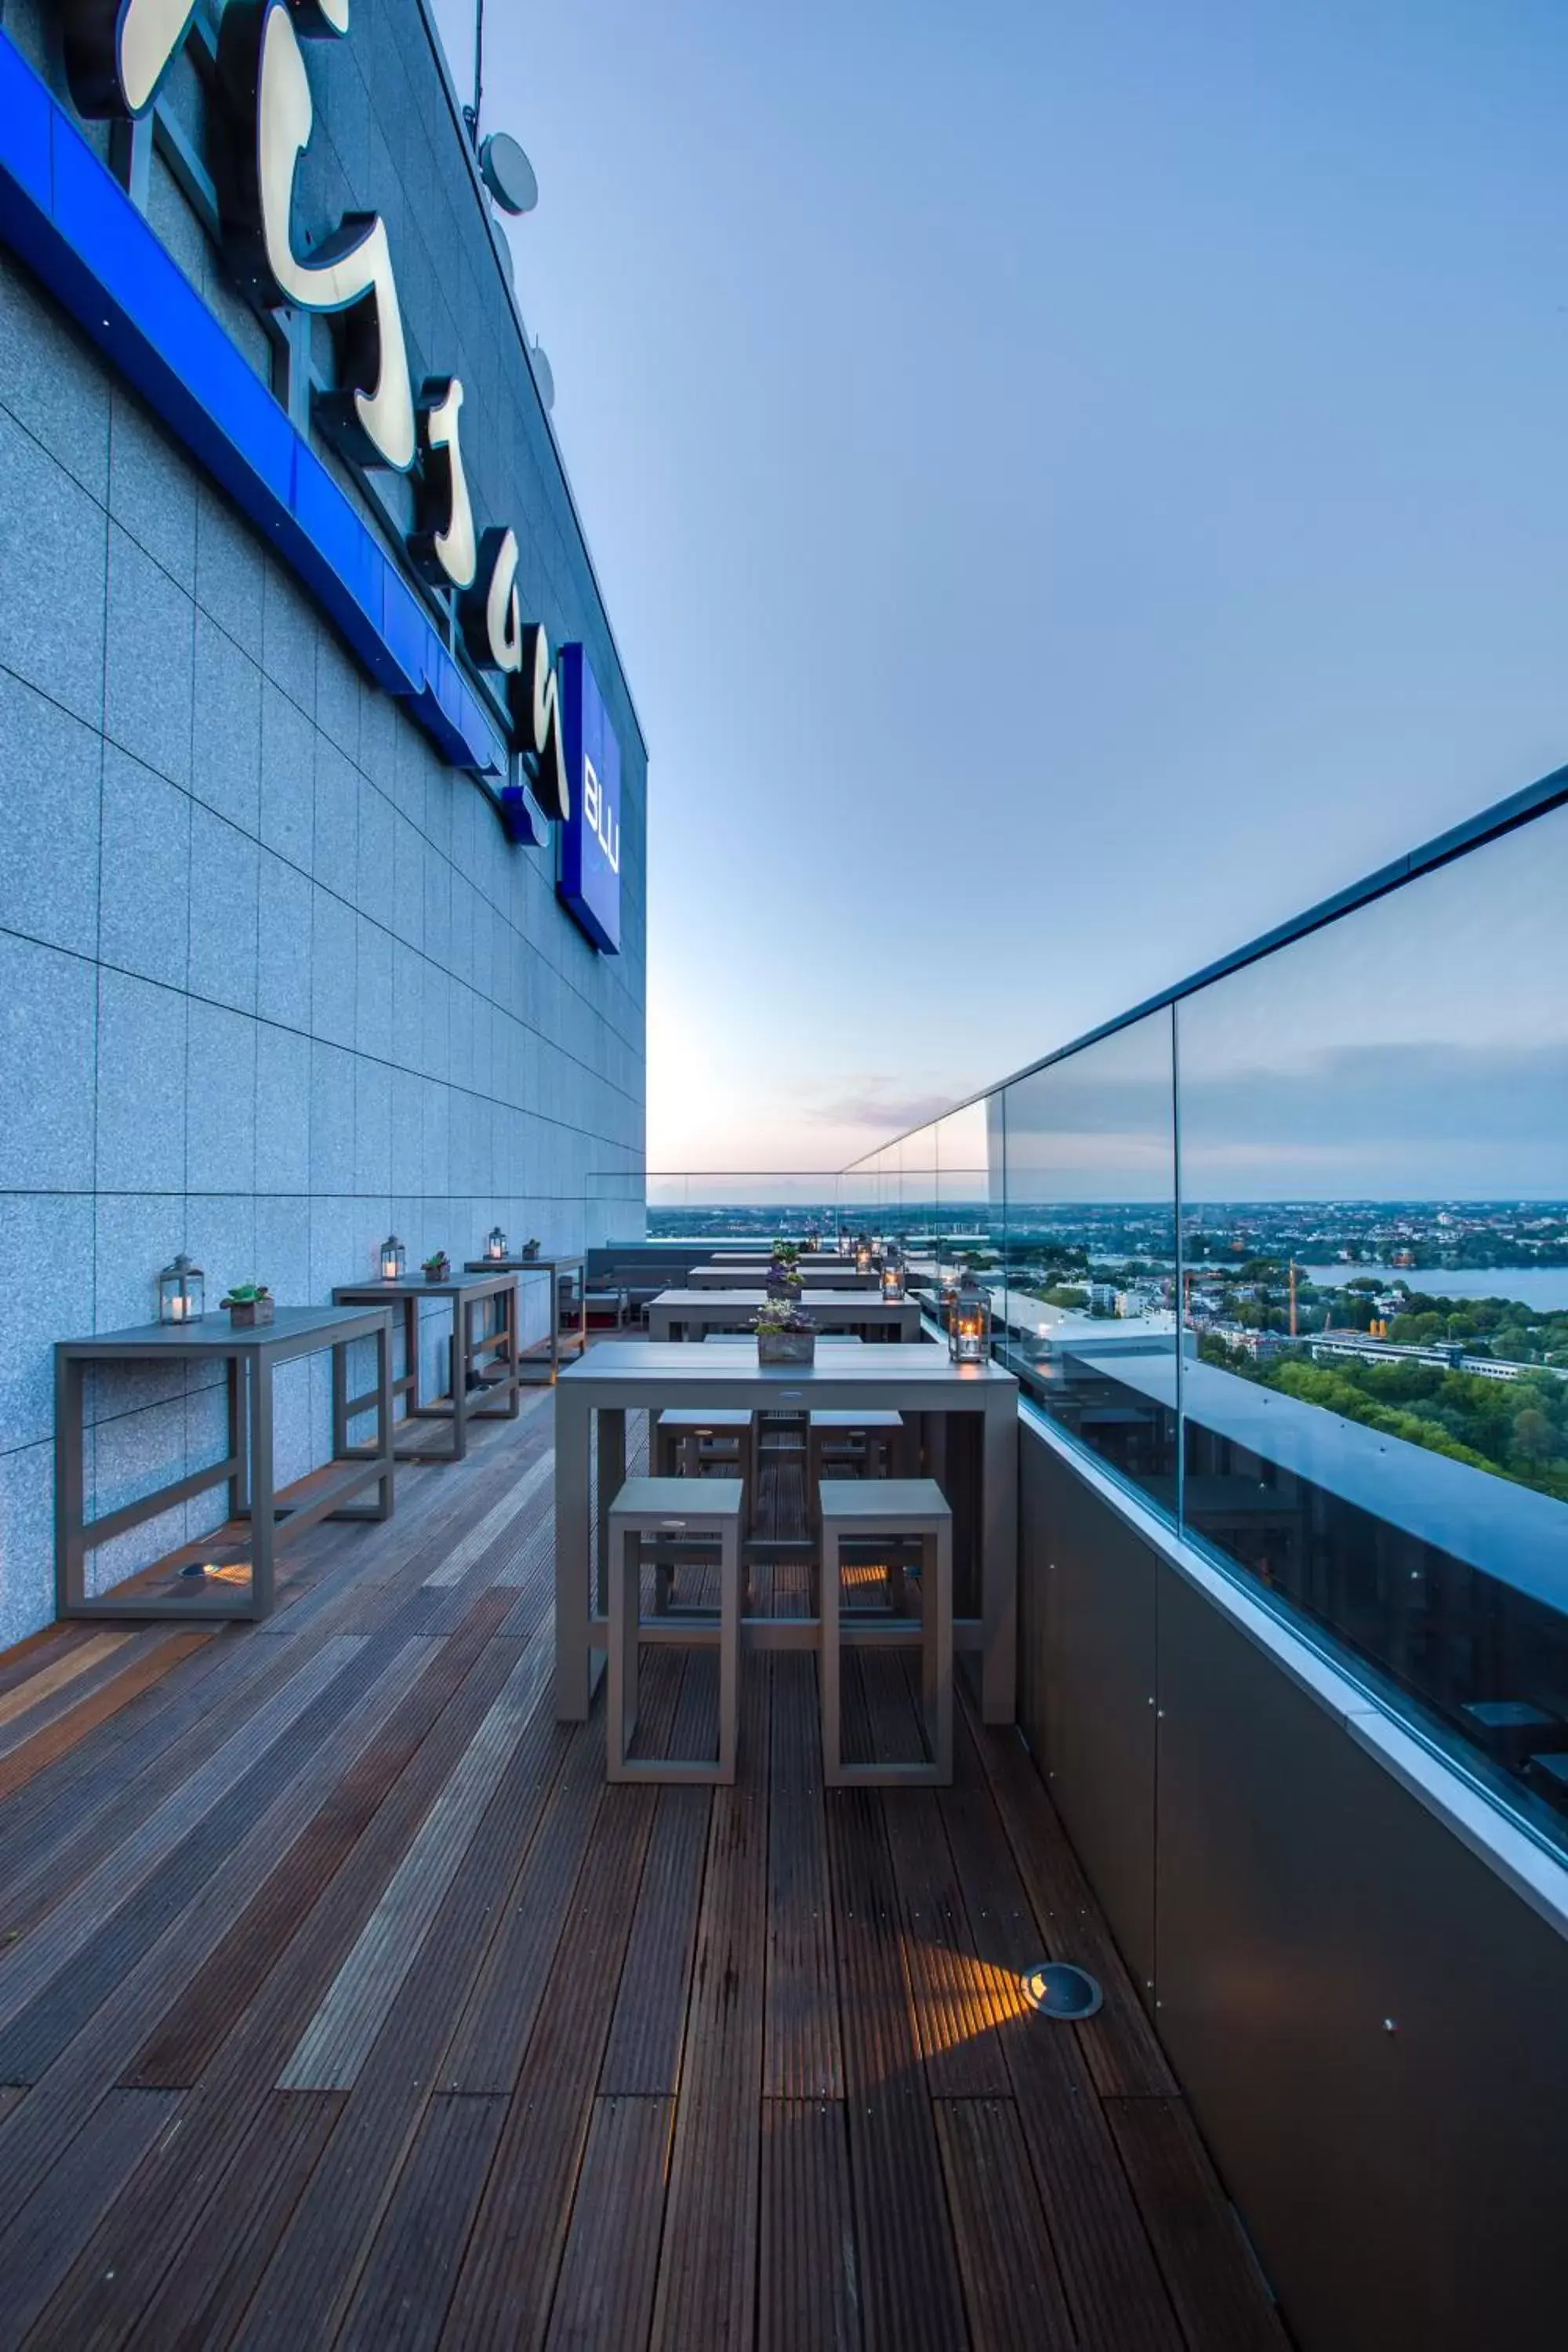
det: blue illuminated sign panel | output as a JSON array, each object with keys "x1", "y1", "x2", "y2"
[
  {"x1": 558, "y1": 648, "x2": 622, "y2": 955},
  {"x1": 0, "y1": 14, "x2": 623, "y2": 952}
]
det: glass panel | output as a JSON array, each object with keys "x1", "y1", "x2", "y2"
[
  {"x1": 933, "y1": 1100, "x2": 994, "y2": 1293},
  {"x1": 1177, "y1": 804, "x2": 1568, "y2": 1850},
  {"x1": 641, "y1": 1174, "x2": 843, "y2": 1246},
  {"x1": 889, "y1": 1121, "x2": 938, "y2": 1270},
  {"x1": 1000, "y1": 1010, "x2": 1179, "y2": 1511}
]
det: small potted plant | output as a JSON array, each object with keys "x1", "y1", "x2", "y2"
[
  {"x1": 220, "y1": 1281, "x2": 274, "y2": 1328},
  {"x1": 423, "y1": 1250, "x2": 451, "y2": 1283},
  {"x1": 764, "y1": 1252, "x2": 804, "y2": 1301},
  {"x1": 521, "y1": 1237, "x2": 541, "y2": 1260},
  {"x1": 753, "y1": 1294, "x2": 815, "y2": 1366}
]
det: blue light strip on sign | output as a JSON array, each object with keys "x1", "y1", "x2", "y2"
[{"x1": 0, "y1": 32, "x2": 505, "y2": 780}]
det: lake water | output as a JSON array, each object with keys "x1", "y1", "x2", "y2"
[{"x1": 1301, "y1": 1266, "x2": 1568, "y2": 1311}]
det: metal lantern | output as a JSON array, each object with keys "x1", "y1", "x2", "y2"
[
  {"x1": 855, "y1": 1232, "x2": 873, "y2": 1274},
  {"x1": 485, "y1": 1225, "x2": 509, "y2": 1261},
  {"x1": 379, "y1": 1234, "x2": 406, "y2": 1282},
  {"x1": 948, "y1": 1271, "x2": 992, "y2": 1365},
  {"x1": 880, "y1": 1243, "x2": 906, "y2": 1301},
  {"x1": 158, "y1": 1252, "x2": 205, "y2": 1324}
]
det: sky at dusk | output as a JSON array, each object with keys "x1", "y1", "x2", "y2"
[{"x1": 430, "y1": 0, "x2": 1568, "y2": 1176}]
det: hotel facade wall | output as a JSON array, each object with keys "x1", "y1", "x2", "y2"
[{"x1": 0, "y1": 0, "x2": 648, "y2": 1644}]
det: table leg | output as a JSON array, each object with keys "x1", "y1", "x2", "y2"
[
  {"x1": 451, "y1": 1297, "x2": 469, "y2": 1461},
  {"x1": 550, "y1": 1270, "x2": 562, "y2": 1378},
  {"x1": 230, "y1": 1356, "x2": 249, "y2": 1521},
  {"x1": 596, "y1": 1406, "x2": 626, "y2": 1615},
  {"x1": 375, "y1": 1325, "x2": 395, "y2": 1515},
  {"x1": 981, "y1": 1389, "x2": 1018, "y2": 1722},
  {"x1": 54, "y1": 1352, "x2": 86, "y2": 1614},
  {"x1": 555, "y1": 1385, "x2": 593, "y2": 1719},
  {"x1": 401, "y1": 1298, "x2": 419, "y2": 1425},
  {"x1": 250, "y1": 1353, "x2": 276, "y2": 1618},
  {"x1": 503, "y1": 1279, "x2": 521, "y2": 1414},
  {"x1": 330, "y1": 1341, "x2": 346, "y2": 1462}
]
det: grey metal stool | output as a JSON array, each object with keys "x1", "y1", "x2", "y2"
[
  {"x1": 651, "y1": 1410, "x2": 754, "y2": 1613},
  {"x1": 807, "y1": 1413, "x2": 906, "y2": 1614},
  {"x1": 608, "y1": 1476, "x2": 742, "y2": 1784},
  {"x1": 818, "y1": 1478, "x2": 953, "y2": 1788}
]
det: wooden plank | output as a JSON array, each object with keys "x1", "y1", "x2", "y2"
[
  {"x1": 0, "y1": 1633, "x2": 437, "y2": 2092},
  {"x1": 0, "y1": 1624, "x2": 307, "y2": 1911},
  {"x1": 219, "y1": 1680, "x2": 593, "y2": 2347},
  {"x1": 0, "y1": 1624, "x2": 95, "y2": 1704},
  {"x1": 1106, "y1": 2096, "x2": 1288, "y2": 2351},
  {"x1": 36, "y1": 2087, "x2": 344, "y2": 2352},
  {"x1": 759, "y1": 2097, "x2": 861, "y2": 2352},
  {"x1": 278, "y1": 1642, "x2": 554, "y2": 2089},
  {"x1": 0, "y1": 1632, "x2": 475, "y2": 2203},
  {"x1": 934, "y1": 2096, "x2": 1076, "y2": 2351},
  {"x1": 598, "y1": 1787, "x2": 709, "y2": 2097},
  {"x1": 437, "y1": 1717, "x2": 609, "y2": 2096},
  {"x1": 0, "y1": 2085, "x2": 180, "y2": 2347},
  {"x1": 438, "y1": 1783, "x2": 662, "y2": 2346},
  {"x1": 124, "y1": 1594, "x2": 514, "y2": 2090},
  {"x1": 544, "y1": 2095, "x2": 673, "y2": 2352},
  {"x1": 763, "y1": 1654, "x2": 842, "y2": 2100},
  {"x1": 959, "y1": 1682, "x2": 1178, "y2": 2098},
  {"x1": 648, "y1": 1661, "x2": 771, "y2": 2352},
  {"x1": 6, "y1": 1631, "x2": 529, "y2": 2351},
  {"x1": 882, "y1": 1789, "x2": 1012, "y2": 2097},
  {"x1": 0, "y1": 1636, "x2": 368, "y2": 2046},
  {"x1": 0, "y1": 1632, "x2": 131, "y2": 1732},
  {"x1": 421, "y1": 1450, "x2": 554, "y2": 1588},
  {"x1": 0, "y1": 1635, "x2": 211, "y2": 1804},
  {"x1": 496, "y1": 1501, "x2": 557, "y2": 1603},
  {"x1": 937, "y1": 1719, "x2": 1184, "y2": 2351},
  {"x1": 336, "y1": 2092, "x2": 508, "y2": 2352},
  {"x1": 823, "y1": 1782, "x2": 968, "y2": 2352}
]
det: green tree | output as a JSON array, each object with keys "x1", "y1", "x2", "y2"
[{"x1": 1512, "y1": 1406, "x2": 1554, "y2": 1465}]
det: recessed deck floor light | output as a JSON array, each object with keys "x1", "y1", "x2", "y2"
[{"x1": 1022, "y1": 1962, "x2": 1103, "y2": 2020}]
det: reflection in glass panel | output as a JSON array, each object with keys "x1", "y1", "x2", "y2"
[
  {"x1": 1177, "y1": 804, "x2": 1568, "y2": 1849},
  {"x1": 1000, "y1": 1010, "x2": 1179, "y2": 1510}
]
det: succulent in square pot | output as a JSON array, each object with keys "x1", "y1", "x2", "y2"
[
  {"x1": 753, "y1": 1293, "x2": 815, "y2": 1366},
  {"x1": 220, "y1": 1282, "x2": 273, "y2": 1329},
  {"x1": 521, "y1": 1238, "x2": 541, "y2": 1260},
  {"x1": 422, "y1": 1250, "x2": 451, "y2": 1283}
]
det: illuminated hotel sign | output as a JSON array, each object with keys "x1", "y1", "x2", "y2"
[
  {"x1": 0, "y1": 0, "x2": 619, "y2": 948},
  {"x1": 559, "y1": 646, "x2": 622, "y2": 953}
]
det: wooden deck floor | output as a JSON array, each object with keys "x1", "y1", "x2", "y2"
[{"x1": 0, "y1": 1387, "x2": 1288, "y2": 2350}]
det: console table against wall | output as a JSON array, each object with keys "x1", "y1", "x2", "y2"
[
  {"x1": 332, "y1": 1272, "x2": 524, "y2": 1461},
  {"x1": 54, "y1": 1305, "x2": 396, "y2": 1624},
  {"x1": 463, "y1": 1255, "x2": 586, "y2": 1384}
]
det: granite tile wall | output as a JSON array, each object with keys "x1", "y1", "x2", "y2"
[{"x1": 0, "y1": 0, "x2": 647, "y2": 1643}]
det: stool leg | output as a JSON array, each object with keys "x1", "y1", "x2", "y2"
[
  {"x1": 608, "y1": 1524, "x2": 640, "y2": 1782},
  {"x1": 718, "y1": 1516, "x2": 739, "y2": 1784},
  {"x1": 820, "y1": 1524, "x2": 843, "y2": 1787},
  {"x1": 927, "y1": 1522, "x2": 953, "y2": 1781}
]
